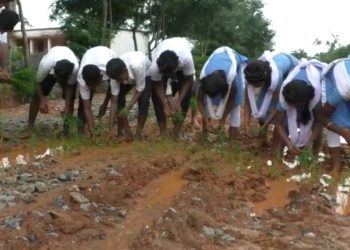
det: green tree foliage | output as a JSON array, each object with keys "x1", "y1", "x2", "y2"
[
  {"x1": 50, "y1": 0, "x2": 133, "y2": 57},
  {"x1": 50, "y1": 0, "x2": 274, "y2": 65},
  {"x1": 10, "y1": 68, "x2": 36, "y2": 102},
  {"x1": 291, "y1": 49, "x2": 310, "y2": 60},
  {"x1": 165, "y1": 0, "x2": 274, "y2": 57},
  {"x1": 316, "y1": 44, "x2": 350, "y2": 63},
  {"x1": 153, "y1": 0, "x2": 274, "y2": 73},
  {"x1": 314, "y1": 35, "x2": 350, "y2": 63}
]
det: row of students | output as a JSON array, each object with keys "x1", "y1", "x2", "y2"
[
  {"x1": 20, "y1": 37, "x2": 350, "y2": 170},
  {"x1": 199, "y1": 48, "x2": 350, "y2": 170},
  {"x1": 23, "y1": 37, "x2": 195, "y2": 141}
]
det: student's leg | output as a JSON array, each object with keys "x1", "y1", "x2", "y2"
[
  {"x1": 271, "y1": 126, "x2": 285, "y2": 157},
  {"x1": 60, "y1": 82, "x2": 77, "y2": 136},
  {"x1": 98, "y1": 84, "x2": 111, "y2": 118},
  {"x1": 136, "y1": 77, "x2": 152, "y2": 140},
  {"x1": 27, "y1": 75, "x2": 56, "y2": 131},
  {"x1": 151, "y1": 79, "x2": 168, "y2": 136},
  {"x1": 326, "y1": 129, "x2": 341, "y2": 170},
  {"x1": 312, "y1": 127, "x2": 323, "y2": 156},
  {"x1": 117, "y1": 84, "x2": 133, "y2": 138},
  {"x1": 256, "y1": 118, "x2": 269, "y2": 148},
  {"x1": 77, "y1": 90, "x2": 94, "y2": 134},
  {"x1": 229, "y1": 105, "x2": 240, "y2": 140},
  {"x1": 77, "y1": 95, "x2": 86, "y2": 132},
  {"x1": 174, "y1": 76, "x2": 192, "y2": 140}
]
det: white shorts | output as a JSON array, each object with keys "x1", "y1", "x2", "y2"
[
  {"x1": 229, "y1": 105, "x2": 240, "y2": 128},
  {"x1": 326, "y1": 129, "x2": 341, "y2": 148}
]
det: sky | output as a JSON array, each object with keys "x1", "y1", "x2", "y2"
[
  {"x1": 15, "y1": 0, "x2": 350, "y2": 56},
  {"x1": 263, "y1": 0, "x2": 350, "y2": 55}
]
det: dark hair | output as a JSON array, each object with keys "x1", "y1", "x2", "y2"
[
  {"x1": 200, "y1": 70, "x2": 228, "y2": 98},
  {"x1": 244, "y1": 60, "x2": 271, "y2": 88},
  {"x1": 0, "y1": 9, "x2": 19, "y2": 32},
  {"x1": 82, "y1": 64, "x2": 101, "y2": 85},
  {"x1": 282, "y1": 80, "x2": 315, "y2": 125},
  {"x1": 106, "y1": 58, "x2": 127, "y2": 79},
  {"x1": 54, "y1": 59, "x2": 74, "y2": 78},
  {"x1": 156, "y1": 50, "x2": 179, "y2": 75}
]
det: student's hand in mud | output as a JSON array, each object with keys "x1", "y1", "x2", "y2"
[
  {"x1": 163, "y1": 103, "x2": 174, "y2": 117},
  {"x1": 90, "y1": 132, "x2": 96, "y2": 141},
  {"x1": 174, "y1": 100, "x2": 181, "y2": 113},
  {"x1": 39, "y1": 99, "x2": 49, "y2": 114},
  {"x1": 118, "y1": 108, "x2": 128, "y2": 118},
  {"x1": 304, "y1": 140, "x2": 314, "y2": 151},
  {"x1": 107, "y1": 130, "x2": 116, "y2": 141},
  {"x1": 125, "y1": 105, "x2": 132, "y2": 114},
  {"x1": 217, "y1": 119, "x2": 226, "y2": 130},
  {"x1": 98, "y1": 105, "x2": 107, "y2": 118},
  {"x1": 260, "y1": 122, "x2": 269, "y2": 132},
  {"x1": 287, "y1": 143, "x2": 301, "y2": 155}
]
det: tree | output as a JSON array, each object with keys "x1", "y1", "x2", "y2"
[
  {"x1": 16, "y1": 0, "x2": 29, "y2": 67},
  {"x1": 50, "y1": 0, "x2": 274, "y2": 64},
  {"x1": 154, "y1": 0, "x2": 274, "y2": 72},
  {"x1": 50, "y1": 0, "x2": 133, "y2": 57},
  {"x1": 101, "y1": 0, "x2": 108, "y2": 44},
  {"x1": 314, "y1": 34, "x2": 350, "y2": 63},
  {"x1": 316, "y1": 44, "x2": 350, "y2": 63},
  {"x1": 161, "y1": 0, "x2": 274, "y2": 58},
  {"x1": 291, "y1": 49, "x2": 309, "y2": 60}
]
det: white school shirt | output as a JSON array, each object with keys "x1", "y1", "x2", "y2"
[
  {"x1": 78, "y1": 46, "x2": 116, "y2": 100},
  {"x1": 0, "y1": 33, "x2": 7, "y2": 44},
  {"x1": 148, "y1": 37, "x2": 195, "y2": 82},
  {"x1": 36, "y1": 46, "x2": 79, "y2": 84},
  {"x1": 0, "y1": 8, "x2": 7, "y2": 45},
  {"x1": 110, "y1": 51, "x2": 150, "y2": 96}
]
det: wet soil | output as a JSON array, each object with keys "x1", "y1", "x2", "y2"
[{"x1": 1, "y1": 95, "x2": 350, "y2": 249}]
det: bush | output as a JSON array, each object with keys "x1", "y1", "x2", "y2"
[{"x1": 10, "y1": 68, "x2": 36, "y2": 103}]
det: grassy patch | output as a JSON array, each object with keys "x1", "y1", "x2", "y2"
[{"x1": 10, "y1": 68, "x2": 36, "y2": 103}]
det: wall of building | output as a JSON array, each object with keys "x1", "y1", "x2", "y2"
[
  {"x1": 110, "y1": 30, "x2": 149, "y2": 57},
  {"x1": 12, "y1": 29, "x2": 150, "y2": 69}
]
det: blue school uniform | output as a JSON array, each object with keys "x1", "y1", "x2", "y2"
[
  {"x1": 203, "y1": 48, "x2": 248, "y2": 106},
  {"x1": 324, "y1": 60, "x2": 350, "y2": 128},
  {"x1": 256, "y1": 53, "x2": 299, "y2": 121}
]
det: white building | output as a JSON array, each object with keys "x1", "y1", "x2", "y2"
[
  {"x1": 13, "y1": 27, "x2": 149, "y2": 57},
  {"x1": 110, "y1": 30, "x2": 149, "y2": 56}
]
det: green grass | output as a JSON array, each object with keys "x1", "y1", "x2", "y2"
[
  {"x1": 118, "y1": 108, "x2": 128, "y2": 118},
  {"x1": 10, "y1": 68, "x2": 36, "y2": 103},
  {"x1": 173, "y1": 111, "x2": 185, "y2": 123}
]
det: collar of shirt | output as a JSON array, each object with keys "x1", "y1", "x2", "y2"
[{"x1": 125, "y1": 62, "x2": 134, "y2": 81}]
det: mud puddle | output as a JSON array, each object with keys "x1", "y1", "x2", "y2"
[{"x1": 253, "y1": 179, "x2": 297, "y2": 214}]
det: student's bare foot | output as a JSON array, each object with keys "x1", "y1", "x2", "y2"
[
  {"x1": 56, "y1": 129, "x2": 70, "y2": 138},
  {"x1": 257, "y1": 137, "x2": 269, "y2": 148},
  {"x1": 18, "y1": 129, "x2": 32, "y2": 139},
  {"x1": 0, "y1": 132, "x2": 12, "y2": 141},
  {"x1": 323, "y1": 163, "x2": 335, "y2": 172},
  {"x1": 134, "y1": 132, "x2": 143, "y2": 142},
  {"x1": 117, "y1": 135, "x2": 133, "y2": 143}
]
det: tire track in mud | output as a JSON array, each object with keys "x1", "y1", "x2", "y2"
[{"x1": 80, "y1": 167, "x2": 188, "y2": 250}]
